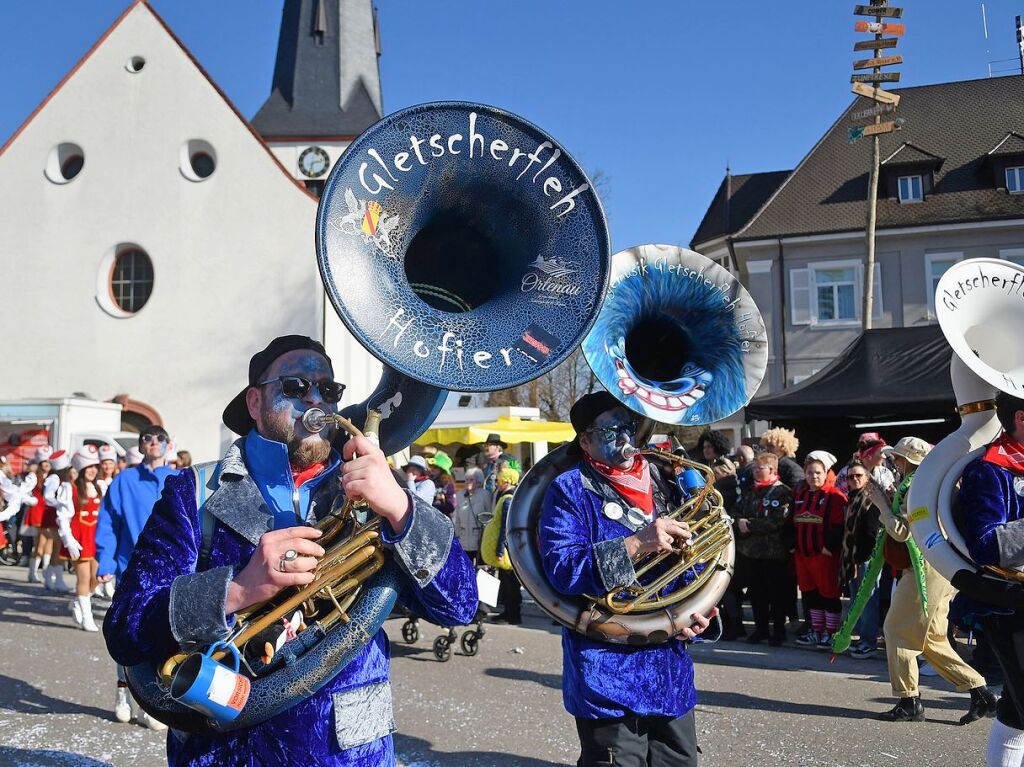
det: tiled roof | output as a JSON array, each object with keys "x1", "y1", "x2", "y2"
[
  {"x1": 735, "y1": 75, "x2": 1024, "y2": 241},
  {"x1": 690, "y1": 170, "x2": 790, "y2": 249}
]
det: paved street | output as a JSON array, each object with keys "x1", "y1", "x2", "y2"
[{"x1": 0, "y1": 563, "x2": 993, "y2": 767}]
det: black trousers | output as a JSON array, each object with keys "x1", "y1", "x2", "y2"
[
  {"x1": 980, "y1": 612, "x2": 1024, "y2": 728},
  {"x1": 747, "y1": 558, "x2": 789, "y2": 635},
  {"x1": 497, "y1": 568, "x2": 522, "y2": 621},
  {"x1": 575, "y1": 711, "x2": 699, "y2": 767}
]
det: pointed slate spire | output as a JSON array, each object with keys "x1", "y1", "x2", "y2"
[{"x1": 252, "y1": 0, "x2": 382, "y2": 139}]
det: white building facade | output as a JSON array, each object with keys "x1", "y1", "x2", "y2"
[{"x1": 0, "y1": 1, "x2": 382, "y2": 461}]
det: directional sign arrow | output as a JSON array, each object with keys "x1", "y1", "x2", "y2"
[
  {"x1": 854, "y1": 54, "x2": 903, "y2": 69},
  {"x1": 855, "y1": 20, "x2": 905, "y2": 35},
  {"x1": 851, "y1": 72, "x2": 901, "y2": 83},
  {"x1": 854, "y1": 38, "x2": 899, "y2": 51},
  {"x1": 851, "y1": 82, "x2": 901, "y2": 105},
  {"x1": 851, "y1": 102, "x2": 895, "y2": 121},
  {"x1": 854, "y1": 5, "x2": 903, "y2": 18}
]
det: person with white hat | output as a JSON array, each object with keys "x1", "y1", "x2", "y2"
[
  {"x1": 41, "y1": 450, "x2": 74, "y2": 593},
  {"x1": 25, "y1": 447, "x2": 51, "y2": 584},
  {"x1": 866, "y1": 436, "x2": 995, "y2": 724},
  {"x1": 792, "y1": 450, "x2": 847, "y2": 649},
  {"x1": 402, "y1": 454, "x2": 437, "y2": 506},
  {"x1": 97, "y1": 444, "x2": 118, "y2": 488},
  {"x1": 57, "y1": 446, "x2": 104, "y2": 631}
]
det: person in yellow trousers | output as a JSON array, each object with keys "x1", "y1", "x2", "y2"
[{"x1": 869, "y1": 437, "x2": 996, "y2": 724}]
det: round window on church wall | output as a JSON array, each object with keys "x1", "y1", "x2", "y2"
[
  {"x1": 180, "y1": 139, "x2": 217, "y2": 182},
  {"x1": 110, "y1": 248, "x2": 154, "y2": 314},
  {"x1": 44, "y1": 142, "x2": 85, "y2": 184},
  {"x1": 126, "y1": 56, "x2": 146, "y2": 73}
]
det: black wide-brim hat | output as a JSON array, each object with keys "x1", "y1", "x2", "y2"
[
  {"x1": 483, "y1": 432, "x2": 507, "y2": 449},
  {"x1": 222, "y1": 335, "x2": 333, "y2": 435}
]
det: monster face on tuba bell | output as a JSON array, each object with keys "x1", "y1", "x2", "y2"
[{"x1": 507, "y1": 245, "x2": 768, "y2": 645}]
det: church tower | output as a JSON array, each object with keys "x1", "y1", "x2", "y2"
[{"x1": 252, "y1": 0, "x2": 383, "y2": 196}]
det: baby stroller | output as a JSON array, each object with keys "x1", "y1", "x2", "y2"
[{"x1": 399, "y1": 565, "x2": 495, "y2": 661}]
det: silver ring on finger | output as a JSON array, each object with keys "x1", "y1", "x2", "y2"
[{"x1": 278, "y1": 548, "x2": 299, "y2": 573}]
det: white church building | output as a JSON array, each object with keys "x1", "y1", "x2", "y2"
[{"x1": 0, "y1": 0, "x2": 385, "y2": 461}]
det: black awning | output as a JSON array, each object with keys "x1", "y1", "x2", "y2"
[{"x1": 746, "y1": 326, "x2": 956, "y2": 423}]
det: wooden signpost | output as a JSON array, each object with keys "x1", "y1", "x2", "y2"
[
  {"x1": 853, "y1": 54, "x2": 903, "y2": 69},
  {"x1": 851, "y1": 81, "x2": 900, "y2": 105},
  {"x1": 855, "y1": 20, "x2": 905, "y2": 35},
  {"x1": 851, "y1": 72, "x2": 901, "y2": 83},
  {"x1": 853, "y1": 3, "x2": 905, "y2": 332},
  {"x1": 854, "y1": 5, "x2": 903, "y2": 17}
]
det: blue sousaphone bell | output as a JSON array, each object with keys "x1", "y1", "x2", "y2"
[{"x1": 317, "y1": 102, "x2": 611, "y2": 394}]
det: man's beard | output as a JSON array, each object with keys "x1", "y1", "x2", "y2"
[{"x1": 260, "y1": 404, "x2": 331, "y2": 469}]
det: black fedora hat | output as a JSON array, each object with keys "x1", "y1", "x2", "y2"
[
  {"x1": 484, "y1": 432, "x2": 507, "y2": 449},
  {"x1": 222, "y1": 335, "x2": 333, "y2": 435}
]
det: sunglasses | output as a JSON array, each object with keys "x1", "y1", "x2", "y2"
[
  {"x1": 587, "y1": 422, "x2": 638, "y2": 441},
  {"x1": 141, "y1": 433, "x2": 168, "y2": 444},
  {"x1": 257, "y1": 376, "x2": 346, "y2": 404}
]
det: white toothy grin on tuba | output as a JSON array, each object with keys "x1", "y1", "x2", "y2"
[
  {"x1": 125, "y1": 102, "x2": 611, "y2": 733},
  {"x1": 908, "y1": 258, "x2": 1024, "y2": 606},
  {"x1": 507, "y1": 245, "x2": 769, "y2": 644}
]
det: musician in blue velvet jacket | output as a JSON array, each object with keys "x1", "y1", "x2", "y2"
[
  {"x1": 957, "y1": 392, "x2": 1024, "y2": 762},
  {"x1": 538, "y1": 391, "x2": 717, "y2": 767},
  {"x1": 104, "y1": 335, "x2": 478, "y2": 767}
]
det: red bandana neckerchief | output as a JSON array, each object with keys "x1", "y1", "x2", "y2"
[
  {"x1": 583, "y1": 453, "x2": 653, "y2": 513},
  {"x1": 984, "y1": 433, "x2": 1024, "y2": 476},
  {"x1": 292, "y1": 462, "x2": 326, "y2": 488},
  {"x1": 754, "y1": 474, "x2": 779, "y2": 490}
]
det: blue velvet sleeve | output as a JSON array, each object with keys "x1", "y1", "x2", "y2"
[
  {"x1": 95, "y1": 485, "x2": 119, "y2": 578},
  {"x1": 538, "y1": 476, "x2": 604, "y2": 596},
  {"x1": 397, "y1": 533, "x2": 478, "y2": 627},
  {"x1": 103, "y1": 472, "x2": 201, "y2": 667},
  {"x1": 960, "y1": 459, "x2": 1013, "y2": 567},
  {"x1": 388, "y1": 496, "x2": 478, "y2": 627}
]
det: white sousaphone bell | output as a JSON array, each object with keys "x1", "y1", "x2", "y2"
[{"x1": 909, "y1": 257, "x2": 1024, "y2": 606}]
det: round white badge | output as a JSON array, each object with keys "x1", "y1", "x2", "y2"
[
  {"x1": 603, "y1": 502, "x2": 624, "y2": 521},
  {"x1": 626, "y1": 506, "x2": 652, "y2": 527},
  {"x1": 1014, "y1": 476, "x2": 1024, "y2": 498}
]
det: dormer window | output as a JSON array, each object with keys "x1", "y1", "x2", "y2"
[
  {"x1": 1006, "y1": 166, "x2": 1024, "y2": 194},
  {"x1": 898, "y1": 174, "x2": 923, "y2": 203}
]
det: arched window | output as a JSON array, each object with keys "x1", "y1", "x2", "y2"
[{"x1": 110, "y1": 248, "x2": 154, "y2": 314}]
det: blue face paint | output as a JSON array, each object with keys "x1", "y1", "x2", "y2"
[{"x1": 583, "y1": 408, "x2": 637, "y2": 466}]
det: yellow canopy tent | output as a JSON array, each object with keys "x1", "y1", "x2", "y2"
[{"x1": 414, "y1": 415, "x2": 575, "y2": 446}]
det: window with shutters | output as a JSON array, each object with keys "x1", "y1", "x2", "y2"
[
  {"x1": 789, "y1": 260, "x2": 882, "y2": 327},
  {"x1": 925, "y1": 252, "x2": 962, "y2": 319}
]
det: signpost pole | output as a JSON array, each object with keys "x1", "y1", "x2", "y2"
[{"x1": 862, "y1": 2, "x2": 889, "y2": 331}]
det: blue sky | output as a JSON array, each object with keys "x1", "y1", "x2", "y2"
[{"x1": 1, "y1": 1, "x2": 1021, "y2": 250}]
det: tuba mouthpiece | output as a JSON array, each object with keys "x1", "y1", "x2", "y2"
[
  {"x1": 620, "y1": 444, "x2": 640, "y2": 460},
  {"x1": 301, "y1": 408, "x2": 328, "y2": 433}
]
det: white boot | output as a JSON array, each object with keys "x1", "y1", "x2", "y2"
[
  {"x1": 103, "y1": 579, "x2": 115, "y2": 599},
  {"x1": 70, "y1": 598, "x2": 83, "y2": 626},
  {"x1": 139, "y1": 710, "x2": 168, "y2": 731},
  {"x1": 41, "y1": 556, "x2": 53, "y2": 589},
  {"x1": 78, "y1": 595, "x2": 98, "y2": 632},
  {"x1": 27, "y1": 557, "x2": 41, "y2": 583},
  {"x1": 53, "y1": 566, "x2": 73, "y2": 594},
  {"x1": 114, "y1": 686, "x2": 132, "y2": 723}
]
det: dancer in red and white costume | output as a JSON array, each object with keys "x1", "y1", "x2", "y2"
[
  {"x1": 25, "y1": 448, "x2": 51, "y2": 584},
  {"x1": 41, "y1": 450, "x2": 73, "y2": 592},
  {"x1": 57, "y1": 446, "x2": 103, "y2": 631}
]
